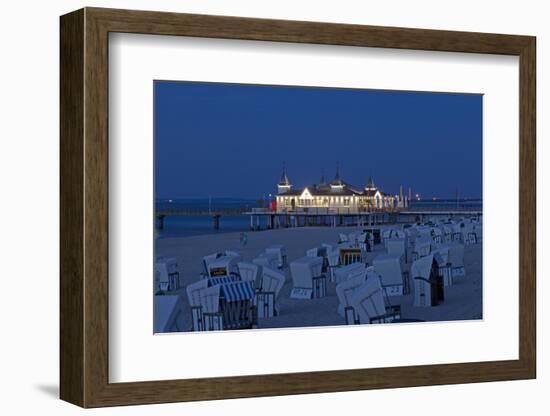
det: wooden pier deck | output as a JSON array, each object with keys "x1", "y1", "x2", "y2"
[
  {"x1": 242, "y1": 209, "x2": 482, "y2": 231},
  {"x1": 155, "y1": 207, "x2": 246, "y2": 230},
  {"x1": 154, "y1": 207, "x2": 482, "y2": 231}
]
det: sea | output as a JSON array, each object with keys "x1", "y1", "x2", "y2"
[
  {"x1": 156, "y1": 197, "x2": 482, "y2": 238},
  {"x1": 156, "y1": 198, "x2": 256, "y2": 238}
]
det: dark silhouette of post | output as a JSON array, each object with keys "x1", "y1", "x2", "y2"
[{"x1": 212, "y1": 214, "x2": 221, "y2": 230}]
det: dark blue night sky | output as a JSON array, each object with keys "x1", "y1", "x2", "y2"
[{"x1": 154, "y1": 81, "x2": 482, "y2": 200}]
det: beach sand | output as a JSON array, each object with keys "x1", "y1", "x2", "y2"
[{"x1": 156, "y1": 225, "x2": 482, "y2": 332}]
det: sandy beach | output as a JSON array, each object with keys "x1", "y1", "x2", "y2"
[{"x1": 156, "y1": 224, "x2": 482, "y2": 332}]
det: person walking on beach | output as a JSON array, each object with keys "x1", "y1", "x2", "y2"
[{"x1": 239, "y1": 232, "x2": 248, "y2": 246}]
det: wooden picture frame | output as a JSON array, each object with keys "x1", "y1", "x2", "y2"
[{"x1": 60, "y1": 7, "x2": 536, "y2": 408}]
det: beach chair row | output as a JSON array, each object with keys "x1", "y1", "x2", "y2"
[{"x1": 188, "y1": 258, "x2": 287, "y2": 331}]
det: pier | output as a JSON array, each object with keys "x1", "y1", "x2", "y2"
[
  {"x1": 155, "y1": 206, "x2": 481, "y2": 232},
  {"x1": 155, "y1": 207, "x2": 244, "y2": 230},
  {"x1": 243, "y1": 208, "x2": 482, "y2": 231}
]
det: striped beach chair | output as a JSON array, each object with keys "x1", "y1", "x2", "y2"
[{"x1": 218, "y1": 281, "x2": 257, "y2": 330}]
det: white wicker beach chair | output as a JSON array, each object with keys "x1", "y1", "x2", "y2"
[
  {"x1": 306, "y1": 247, "x2": 319, "y2": 257},
  {"x1": 448, "y1": 243, "x2": 465, "y2": 277},
  {"x1": 156, "y1": 257, "x2": 179, "y2": 290},
  {"x1": 290, "y1": 256, "x2": 323, "y2": 290},
  {"x1": 265, "y1": 245, "x2": 287, "y2": 268},
  {"x1": 321, "y1": 243, "x2": 334, "y2": 252},
  {"x1": 413, "y1": 236, "x2": 432, "y2": 260},
  {"x1": 461, "y1": 224, "x2": 478, "y2": 245},
  {"x1": 333, "y1": 262, "x2": 365, "y2": 285},
  {"x1": 186, "y1": 279, "x2": 209, "y2": 331},
  {"x1": 237, "y1": 262, "x2": 261, "y2": 285},
  {"x1": 411, "y1": 254, "x2": 445, "y2": 307},
  {"x1": 432, "y1": 247, "x2": 453, "y2": 287},
  {"x1": 252, "y1": 252, "x2": 279, "y2": 269},
  {"x1": 261, "y1": 267, "x2": 285, "y2": 298},
  {"x1": 199, "y1": 285, "x2": 223, "y2": 331},
  {"x1": 327, "y1": 249, "x2": 340, "y2": 282},
  {"x1": 350, "y1": 275, "x2": 401, "y2": 324},
  {"x1": 155, "y1": 262, "x2": 171, "y2": 292},
  {"x1": 336, "y1": 270, "x2": 367, "y2": 324},
  {"x1": 202, "y1": 252, "x2": 241, "y2": 278},
  {"x1": 386, "y1": 238, "x2": 407, "y2": 264},
  {"x1": 373, "y1": 254, "x2": 408, "y2": 296},
  {"x1": 257, "y1": 266, "x2": 286, "y2": 318},
  {"x1": 356, "y1": 232, "x2": 370, "y2": 251}
]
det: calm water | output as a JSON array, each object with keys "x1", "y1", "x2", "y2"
[
  {"x1": 156, "y1": 198, "x2": 482, "y2": 238},
  {"x1": 156, "y1": 198, "x2": 259, "y2": 238},
  {"x1": 157, "y1": 215, "x2": 254, "y2": 238}
]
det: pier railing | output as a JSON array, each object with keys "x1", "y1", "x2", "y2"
[{"x1": 259, "y1": 207, "x2": 402, "y2": 215}]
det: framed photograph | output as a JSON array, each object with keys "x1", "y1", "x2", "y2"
[{"x1": 60, "y1": 7, "x2": 536, "y2": 408}]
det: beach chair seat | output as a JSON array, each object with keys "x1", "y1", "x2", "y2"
[
  {"x1": 383, "y1": 229, "x2": 405, "y2": 247},
  {"x1": 256, "y1": 291, "x2": 275, "y2": 319},
  {"x1": 306, "y1": 247, "x2": 319, "y2": 257},
  {"x1": 448, "y1": 243, "x2": 466, "y2": 277},
  {"x1": 154, "y1": 269, "x2": 166, "y2": 293},
  {"x1": 351, "y1": 231, "x2": 366, "y2": 248},
  {"x1": 339, "y1": 233, "x2": 349, "y2": 243},
  {"x1": 203, "y1": 252, "x2": 241, "y2": 278},
  {"x1": 452, "y1": 232, "x2": 462, "y2": 242},
  {"x1": 265, "y1": 245, "x2": 287, "y2": 268},
  {"x1": 333, "y1": 262, "x2": 365, "y2": 285},
  {"x1": 186, "y1": 280, "x2": 209, "y2": 331},
  {"x1": 386, "y1": 238, "x2": 407, "y2": 264},
  {"x1": 394, "y1": 230, "x2": 406, "y2": 239},
  {"x1": 237, "y1": 262, "x2": 261, "y2": 288},
  {"x1": 199, "y1": 285, "x2": 223, "y2": 331},
  {"x1": 350, "y1": 275, "x2": 401, "y2": 324},
  {"x1": 336, "y1": 270, "x2": 367, "y2": 324},
  {"x1": 414, "y1": 236, "x2": 432, "y2": 258},
  {"x1": 404, "y1": 227, "x2": 418, "y2": 247},
  {"x1": 201, "y1": 253, "x2": 219, "y2": 277},
  {"x1": 357, "y1": 232, "x2": 371, "y2": 252},
  {"x1": 257, "y1": 267, "x2": 286, "y2": 318},
  {"x1": 312, "y1": 274, "x2": 328, "y2": 298},
  {"x1": 252, "y1": 252, "x2": 279, "y2": 269},
  {"x1": 218, "y1": 281, "x2": 256, "y2": 330},
  {"x1": 439, "y1": 261, "x2": 453, "y2": 287},
  {"x1": 155, "y1": 263, "x2": 170, "y2": 292},
  {"x1": 411, "y1": 254, "x2": 445, "y2": 307},
  {"x1": 155, "y1": 259, "x2": 180, "y2": 292},
  {"x1": 372, "y1": 229, "x2": 382, "y2": 245},
  {"x1": 322, "y1": 243, "x2": 334, "y2": 252},
  {"x1": 289, "y1": 256, "x2": 324, "y2": 299},
  {"x1": 464, "y1": 231, "x2": 478, "y2": 245},
  {"x1": 327, "y1": 249, "x2": 340, "y2": 282},
  {"x1": 372, "y1": 254, "x2": 408, "y2": 296},
  {"x1": 382, "y1": 229, "x2": 392, "y2": 244}
]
